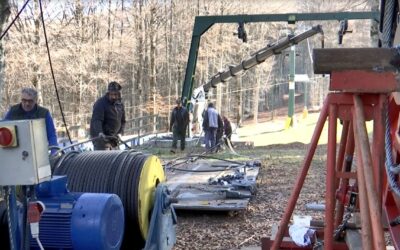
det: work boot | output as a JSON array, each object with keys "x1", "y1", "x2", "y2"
[{"x1": 170, "y1": 149, "x2": 176, "y2": 154}]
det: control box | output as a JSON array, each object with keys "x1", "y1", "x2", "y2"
[{"x1": 0, "y1": 119, "x2": 51, "y2": 185}]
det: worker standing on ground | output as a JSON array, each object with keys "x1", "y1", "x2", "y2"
[
  {"x1": 4, "y1": 87, "x2": 58, "y2": 152},
  {"x1": 169, "y1": 98, "x2": 189, "y2": 153},
  {"x1": 203, "y1": 102, "x2": 219, "y2": 152},
  {"x1": 90, "y1": 81, "x2": 126, "y2": 150}
]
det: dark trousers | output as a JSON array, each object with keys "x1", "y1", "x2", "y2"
[
  {"x1": 172, "y1": 128, "x2": 186, "y2": 150},
  {"x1": 204, "y1": 127, "x2": 217, "y2": 151}
]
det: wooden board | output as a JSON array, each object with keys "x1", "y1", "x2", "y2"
[{"x1": 313, "y1": 48, "x2": 400, "y2": 74}]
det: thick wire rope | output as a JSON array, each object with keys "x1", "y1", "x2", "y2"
[
  {"x1": 0, "y1": 0, "x2": 30, "y2": 40},
  {"x1": 382, "y1": 0, "x2": 395, "y2": 48},
  {"x1": 384, "y1": 99, "x2": 400, "y2": 197},
  {"x1": 53, "y1": 150, "x2": 150, "y2": 248},
  {"x1": 38, "y1": 0, "x2": 72, "y2": 144}
]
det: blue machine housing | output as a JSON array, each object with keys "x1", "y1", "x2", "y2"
[{"x1": 30, "y1": 176, "x2": 124, "y2": 250}]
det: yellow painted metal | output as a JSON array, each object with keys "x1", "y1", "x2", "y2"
[
  {"x1": 302, "y1": 107, "x2": 309, "y2": 119},
  {"x1": 137, "y1": 155, "x2": 165, "y2": 240},
  {"x1": 284, "y1": 117, "x2": 293, "y2": 130}
]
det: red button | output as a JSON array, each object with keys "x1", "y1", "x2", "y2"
[
  {"x1": 0, "y1": 127, "x2": 13, "y2": 146},
  {"x1": 28, "y1": 202, "x2": 45, "y2": 223}
]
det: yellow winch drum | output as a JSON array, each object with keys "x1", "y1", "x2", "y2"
[{"x1": 52, "y1": 150, "x2": 165, "y2": 249}]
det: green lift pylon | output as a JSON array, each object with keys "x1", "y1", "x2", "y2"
[{"x1": 285, "y1": 45, "x2": 296, "y2": 129}]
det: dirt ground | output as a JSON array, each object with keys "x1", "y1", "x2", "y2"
[{"x1": 172, "y1": 142, "x2": 328, "y2": 250}]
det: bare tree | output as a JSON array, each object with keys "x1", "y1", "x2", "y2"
[
  {"x1": 0, "y1": 0, "x2": 10, "y2": 104},
  {"x1": 0, "y1": 0, "x2": 376, "y2": 136}
]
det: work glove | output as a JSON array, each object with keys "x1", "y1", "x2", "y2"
[{"x1": 98, "y1": 132, "x2": 106, "y2": 139}]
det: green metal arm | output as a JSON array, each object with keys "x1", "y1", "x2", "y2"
[{"x1": 181, "y1": 11, "x2": 380, "y2": 106}]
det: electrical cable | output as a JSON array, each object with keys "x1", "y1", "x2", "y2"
[
  {"x1": 35, "y1": 238, "x2": 44, "y2": 250},
  {"x1": 0, "y1": 0, "x2": 30, "y2": 40},
  {"x1": 38, "y1": 0, "x2": 72, "y2": 144}
]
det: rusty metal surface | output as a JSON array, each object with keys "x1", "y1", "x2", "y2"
[
  {"x1": 353, "y1": 95, "x2": 386, "y2": 250},
  {"x1": 270, "y1": 89, "x2": 389, "y2": 249},
  {"x1": 324, "y1": 104, "x2": 338, "y2": 250},
  {"x1": 330, "y1": 70, "x2": 400, "y2": 93},
  {"x1": 354, "y1": 122, "x2": 373, "y2": 250}
]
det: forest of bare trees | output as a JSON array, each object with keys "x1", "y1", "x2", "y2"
[{"x1": 0, "y1": 0, "x2": 376, "y2": 139}]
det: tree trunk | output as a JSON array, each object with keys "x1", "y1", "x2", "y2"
[
  {"x1": 135, "y1": 0, "x2": 145, "y2": 132},
  {"x1": 76, "y1": 0, "x2": 84, "y2": 126},
  {"x1": 236, "y1": 76, "x2": 242, "y2": 127},
  {"x1": 253, "y1": 67, "x2": 260, "y2": 123},
  {"x1": 149, "y1": 4, "x2": 157, "y2": 132},
  {"x1": 0, "y1": 0, "x2": 10, "y2": 104},
  {"x1": 166, "y1": 0, "x2": 172, "y2": 128},
  {"x1": 33, "y1": 0, "x2": 42, "y2": 104},
  {"x1": 369, "y1": 0, "x2": 379, "y2": 46}
]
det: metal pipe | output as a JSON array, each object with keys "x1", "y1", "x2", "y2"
[
  {"x1": 305, "y1": 203, "x2": 325, "y2": 211},
  {"x1": 333, "y1": 120, "x2": 349, "y2": 228},
  {"x1": 335, "y1": 120, "x2": 350, "y2": 189},
  {"x1": 353, "y1": 95, "x2": 386, "y2": 250},
  {"x1": 324, "y1": 104, "x2": 337, "y2": 250},
  {"x1": 271, "y1": 95, "x2": 330, "y2": 250},
  {"x1": 203, "y1": 25, "x2": 323, "y2": 92}
]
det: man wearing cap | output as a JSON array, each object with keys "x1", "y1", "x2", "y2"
[
  {"x1": 90, "y1": 81, "x2": 126, "y2": 150},
  {"x1": 4, "y1": 87, "x2": 58, "y2": 153},
  {"x1": 169, "y1": 99, "x2": 189, "y2": 153}
]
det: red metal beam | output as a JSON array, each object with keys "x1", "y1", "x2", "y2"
[
  {"x1": 335, "y1": 122, "x2": 355, "y2": 228},
  {"x1": 325, "y1": 104, "x2": 338, "y2": 250},
  {"x1": 353, "y1": 95, "x2": 386, "y2": 250},
  {"x1": 372, "y1": 94, "x2": 386, "y2": 213},
  {"x1": 353, "y1": 122, "x2": 373, "y2": 250},
  {"x1": 331, "y1": 70, "x2": 399, "y2": 93}
]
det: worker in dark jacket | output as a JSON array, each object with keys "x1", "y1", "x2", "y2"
[
  {"x1": 90, "y1": 81, "x2": 126, "y2": 150},
  {"x1": 169, "y1": 99, "x2": 189, "y2": 152},
  {"x1": 215, "y1": 114, "x2": 224, "y2": 152},
  {"x1": 4, "y1": 87, "x2": 58, "y2": 152},
  {"x1": 223, "y1": 116, "x2": 233, "y2": 146}
]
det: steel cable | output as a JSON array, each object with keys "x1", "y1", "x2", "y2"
[
  {"x1": 384, "y1": 99, "x2": 400, "y2": 197},
  {"x1": 52, "y1": 150, "x2": 151, "y2": 249},
  {"x1": 38, "y1": 0, "x2": 72, "y2": 144},
  {"x1": 382, "y1": 0, "x2": 395, "y2": 48},
  {"x1": 0, "y1": 0, "x2": 30, "y2": 40}
]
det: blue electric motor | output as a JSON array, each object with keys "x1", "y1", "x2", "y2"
[{"x1": 30, "y1": 176, "x2": 125, "y2": 250}]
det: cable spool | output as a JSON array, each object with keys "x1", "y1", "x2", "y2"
[{"x1": 52, "y1": 150, "x2": 165, "y2": 249}]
